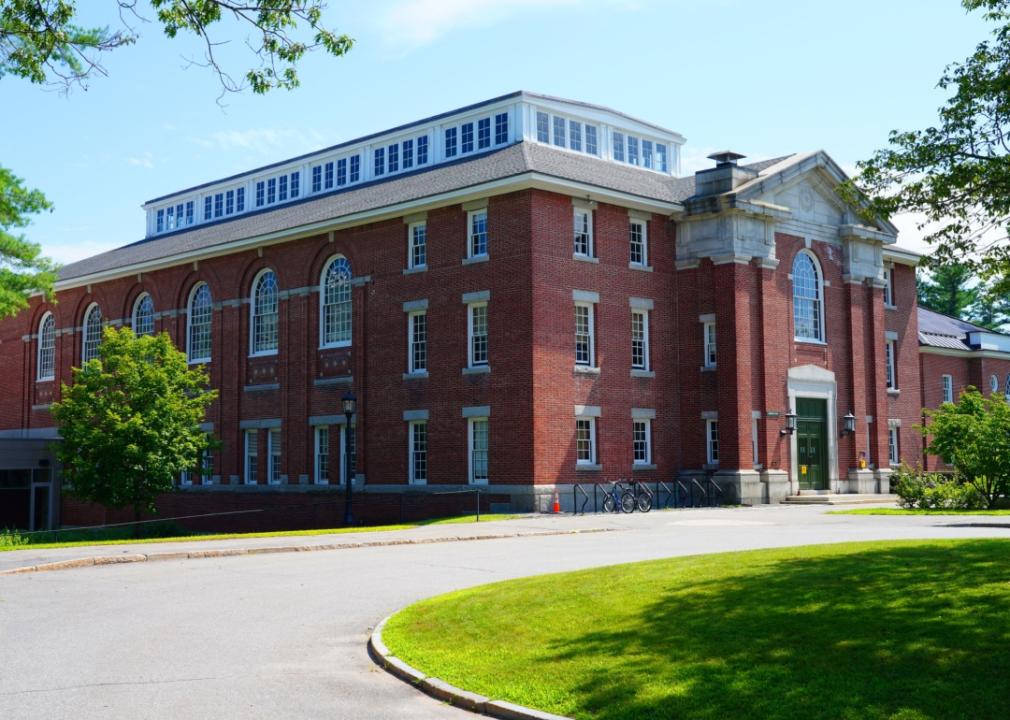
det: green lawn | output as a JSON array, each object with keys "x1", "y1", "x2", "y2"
[
  {"x1": 830, "y1": 508, "x2": 1010, "y2": 516},
  {"x1": 382, "y1": 540, "x2": 1010, "y2": 720},
  {"x1": 0, "y1": 513, "x2": 523, "y2": 552}
]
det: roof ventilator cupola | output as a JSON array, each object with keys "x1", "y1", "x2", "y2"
[{"x1": 694, "y1": 150, "x2": 758, "y2": 197}]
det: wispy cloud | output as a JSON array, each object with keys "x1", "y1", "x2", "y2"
[
  {"x1": 189, "y1": 128, "x2": 325, "y2": 156},
  {"x1": 378, "y1": 0, "x2": 638, "y2": 51},
  {"x1": 127, "y1": 152, "x2": 155, "y2": 169}
]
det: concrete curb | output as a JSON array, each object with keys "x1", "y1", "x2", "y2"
[
  {"x1": 0, "y1": 527, "x2": 616, "y2": 576},
  {"x1": 368, "y1": 613, "x2": 573, "y2": 720}
]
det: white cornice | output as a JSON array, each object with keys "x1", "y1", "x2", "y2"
[{"x1": 919, "y1": 345, "x2": 1010, "y2": 360}]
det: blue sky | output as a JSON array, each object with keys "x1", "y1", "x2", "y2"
[{"x1": 3, "y1": 0, "x2": 990, "y2": 264}]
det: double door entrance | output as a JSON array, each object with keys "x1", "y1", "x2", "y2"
[{"x1": 796, "y1": 398, "x2": 828, "y2": 491}]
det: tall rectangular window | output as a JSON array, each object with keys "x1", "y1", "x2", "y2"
[
  {"x1": 631, "y1": 309, "x2": 649, "y2": 370},
  {"x1": 536, "y1": 111, "x2": 550, "y2": 143},
  {"x1": 165, "y1": 206, "x2": 175, "y2": 230},
  {"x1": 236, "y1": 188, "x2": 245, "y2": 212},
  {"x1": 704, "y1": 322, "x2": 717, "y2": 369},
  {"x1": 575, "y1": 302, "x2": 594, "y2": 367},
  {"x1": 706, "y1": 420, "x2": 719, "y2": 465},
  {"x1": 374, "y1": 147, "x2": 385, "y2": 176},
  {"x1": 633, "y1": 419, "x2": 651, "y2": 465},
  {"x1": 156, "y1": 209, "x2": 165, "y2": 233},
  {"x1": 409, "y1": 421, "x2": 427, "y2": 484},
  {"x1": 225, "y1": 190, "x2": 234, "y2": 215},
  {"x1": 387, "y1": 143, "x2": 399, "y2": 173},
  {"x1": 290, "y1": 171, "x2": 300, "y2": 198},
  {"x1": 214, "y1": 192, "x2": 224, "y2": 217},
  {"x1": 349, "y1": 155, "x2": 360, "y2": 183},
  {"x1": 402, "y1": 138, "x2": 414, "y2": 169},
  {"x1": 886, "y1": 340, "x2": 897, "y2": 389},
  {"x1": 278, "y1": 175, "x2": 288, "y2": 202},
  {"x1": 477, "y1": 117, "x2": 490, "y2": 149},
  {"x1": 267, "y1": 178, "x2": 276, "y2": 204},
  {"x1": 445, "y1": 127, "x2": 458, "y2": 157},
  {"x1": 884, "y1": 265, "x2": 896, "y2": 307},
  {"x1": 576, "y1": 418, "x2": 596, "y2": 465},
  {"x1": 417, "y1": 135, "x2": 429, "y2": 164},
  {"x1": 569, "y1": 120, "x2": 582, "y2": 152},
  {"x1": 656, "y1": 144, "x2": 668, "y2": 172},
  {"x1": 461, "y1": 122, "x2": 474, "y2": 153},
  {"x1": 334, "y1": 159, "x2": 344, "y2": 187},
  {"x1": 185, "y1": 201, "x2": 194, "y2": 225},
  {"x1": 495, "y1": 113, "x2": 508, "y2": 144},
  {"x1": 585, "y1": 125, "x2": 598, "y2": 155},
  {"x1": 315, "y1": 426, "x2": 329, "y2": 484},
  {"x1": 256, "y1": 181, "x2": 265, "y2": 207},
  {"x1": 752, "y1": 415, "x2": 760, "y2": 467},
  {"x1": 642, "y1": 139, "x2": 654, "y2": 169},
  {"x1": 408, "y1": 311, "x2": 427, "y2": 374},
  {"x1": 204, "y1": 196, "x2": 213, "y2": 220},
  {"x1": 942, "y1": 374, "x2": 954, "y2": 403},
  {"x1": 468, "y1": 209, "x2": 488, "y2": 258},
  {"x1": 574, "y1": 208, "x2": 593, "y2": 257},
  {"x1": 613, "y1": 131, "x2": 625, "y2": 162},
  {"x1": 469, "y1": 418, "x2": 489, "y2": 484},
  {"x1": 312, "y1": 165, "x2": 322, "y2": 193},
  {"x1": 553, "y1": 116, "x2": 566, "y2": 147},
  {"x1": 244, "y1": 430, "x2": 258, "y2": 484},
  {"x1": 888, "y1": 425, "x2": 899, "y2": 466},
  {"x1": 409, "y1": 221, "x2": 427, "y2": 269},
  {"x1": 627, "y1": 136, "x2": 640, "y2": 165},
  {"x1": 268, "y1": 428, "x2": 282, "y2": 485},
  {"x1": 629, "y1": 220, "x2": 647, "y2": 266},
  {"x1": 469, "y1": 303, "x2": 488, "y2": 368}
]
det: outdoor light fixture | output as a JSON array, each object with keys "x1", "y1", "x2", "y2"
[
  {"x1": 842, "y1": 411, "x2": 857, "y2": 435},
  {"x1": 342, "y1": 390, "x2": 357, "y2": 526},
  {"x1": 780, "y1": 411, "x2": 798, "y2": 436}
]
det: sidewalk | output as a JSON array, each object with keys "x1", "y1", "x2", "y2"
[{"x1": 0, "y1": 513, "x2": 625, "y2": 575}]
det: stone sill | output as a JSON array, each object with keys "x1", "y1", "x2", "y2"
[
  {"x1": 887, "y1": 388, "x2": 901, "y2": 398},
  {"x1": 630, "y1": 369, "x2": 655, "y2": 379},
  {"x1": 461, "y1": 255, "x2": 489, "y2": 266},
  {"x1": 462, "y1": 366, "x2": 491, "y2": 375},
  {"x1": 629, "y1": 263, "x2": 654, "y2": 272},
  {"x1": 632, "y1": 464, "x2": 657, "y2": 471},
  {"x1": 402, "y1": 266, "x2": 427, "y2": 275},
  {"x1": 573, "y1": 254, "x2": 599, "y2": 264},
  {"x1": 574, "y1": 366, "x2": 601, "y2": 376},
  {"x1": 403, "y1": 371, "x2": 429, "y2": 380},
  {"x1": 576, "y1": 464, "x2": 602, "y2": 472}
]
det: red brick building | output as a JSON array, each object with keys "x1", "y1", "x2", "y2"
[{"x1": 0, "y1": 93, "x2": 946, "y2": 529}]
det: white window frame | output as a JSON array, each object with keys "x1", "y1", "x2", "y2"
[
  {"x1": 249, "y1": 268, "x2": 279, "y2": 357},
  {"x1": 320, "y1": 255, "x2": 352, "y2": 349},
  {"x1": 629, "y1": 219, "x2": 648, "y2": 267},
  {"x1": 706, "y1": 419, "x2": 719, "y2": 466},
  {"x1": 574, "y1": 302, "x2": 595, "y2": 367},
  {"x1": 468, "y1": 302, "x2": 488, "y2": 368},
  {"x1": 886, "y1": 340, "x2": 897, "y2": 390},
  {"x1": 888, "y1": 425, "x2": 899, "y2": 466},
  {"x1": 883, "y1": 264, "x2": 896, "y2": 308},
  {"x1": 573, "y1": 208, "x2": 593, "y2": 258},
  {"x1": 632, "y1": 418, "x2": 652, "y2": 466},
  {"x1": 576, "y1": 417, "x2": 597, "y2": 466},
  {"x1": 942, "y1": 374, "x2": 954, "y2": 404},
  {"x1": 81, "y1": 302, "x2": 102, "y2": 363},
  {"x1": 267, "y1": 428, "x2": 282, "y2": 485},
  {"x1": 244, "y1": 430, "x2": 258, "y2": 484},
  {"x1": 703, "y1": 321, "x2": 717, "y2": 369},
  {"x1": 792, "y1": 250, "x2": 825, "y2": 343},
  {"x1": 186, "y1": 282, "x2": 213, "y2": 364},
  {"x1": 631, "y1": 309, "x2": 649, "y2": 371},
  {"x1": 407, "y1": 310, "x2": 428, "y2": 374},
  {"x1": 467, "y1": 209, "x2": 488, "y2": 259},
  {"x1": 408, "y1": 420, "x2": 428, "y2": 485},
  {"x1": 37, "y1": 312, "x2": 55, "y2": 382},
  {"x1": 468, "y1": 417, "x2": 489, "y2": 485},
  {"x1": 751, "y1": 415, "x2": 760, "y2": 467},
  {"x1": 314, "y1": 426, "x2": 330, "y2": 485},
  {"x1": 408, "y1": 221, "x2": 427, "y2": 270},
  {"x1": 132, "y1": 293, "x2": 155, "y2": 336}
]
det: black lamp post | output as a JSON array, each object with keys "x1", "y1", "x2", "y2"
[
  {"x1": 780, "y1": 411, "x2": 798, "y2": 436},
  {"x1": 342, "y1": 390, "x2": 356, "y2": 525},
  {"x1": 842, "y1": 412, "x2": 857, "y2": 435}
]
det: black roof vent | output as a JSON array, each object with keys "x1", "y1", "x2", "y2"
[{"x1": 708, "y1": 151, "x2": 747, "y2": 167}]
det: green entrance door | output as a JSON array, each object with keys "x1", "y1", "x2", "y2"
[{"x1": 796, "y1": 398, "x2": 828, "y2": 491}]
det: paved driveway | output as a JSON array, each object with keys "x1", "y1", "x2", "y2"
[{"x1": 1, "y1": 505, "x2": 1007, "y2": 719}]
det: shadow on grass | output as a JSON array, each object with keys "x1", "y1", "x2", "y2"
[{"x1": 539, "y1": 542, "x2": 1010, "y2": 720}]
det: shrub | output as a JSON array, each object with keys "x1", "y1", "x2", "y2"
[{"x1": 892, "y1": 466, "x2": 986, "y2": 510}]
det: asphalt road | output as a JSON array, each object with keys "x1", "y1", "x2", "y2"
[{"x1": 2, "y1": 505, "x2": 1007, "y2": 720}]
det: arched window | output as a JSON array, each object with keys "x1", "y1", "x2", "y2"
[
  {"x1": 132, "y1": 293, "x2": 154, "y2": 336},
  {"x1": 792, "y1": 251, "x2": 824, "y2": 342},
  {"x1": 250, "y1": 270, "x2": 279, "y2": 355},
  {"x1": 82, "y1": 304, "x2": 103, "y2": 363},
  {"x1": 187, "y1": 283, "x2": 213, "y2": 363},
  {"x1": 37, "y1": 312, "x2": 56, "y2": 381},
  {"x1": 320, "y1": 256, "x2": 352, "y2": 347},
  {"x1": 1004, "y1": 374, "x2": 1010, "y2": 402}
]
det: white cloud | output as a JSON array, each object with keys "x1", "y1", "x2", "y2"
[
  {"x1": 127, "y1": 152, "x2": 154, "y2": 169},
  {"x1": 189, "y1": 128, "x2": 324, "y2": 156}
]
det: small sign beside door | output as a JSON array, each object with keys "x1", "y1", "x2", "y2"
[{"x1": 800, "y1": 465, "x2": 808, "y2": 475}]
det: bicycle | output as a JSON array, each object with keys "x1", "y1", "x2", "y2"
[{"x1": 602, "y1": 480, "x2": 644, "y2": 513}]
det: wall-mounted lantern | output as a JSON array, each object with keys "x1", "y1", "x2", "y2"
[
  {"x1": 842, "y1": 411, "x2": 857, "y2": 435},
  {"x1": 780, "y1": 411, "x2": 798, "y2": 436}
]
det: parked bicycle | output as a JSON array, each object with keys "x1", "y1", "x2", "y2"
[{"x1": 601, "y1": 480, "x2": 652, "y2": 513}]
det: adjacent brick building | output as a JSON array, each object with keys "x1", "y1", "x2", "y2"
[{"x1": 0, "y1": 92, "x2": 963, "y2": 530}]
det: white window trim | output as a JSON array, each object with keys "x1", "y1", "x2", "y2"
[
  {"x1": 573, "y1": 208, "x2": 594, "y2": 258},
  {"x1": 131, "y1": 292, "x2": 154, "y2": 336},
  {"x1": 408, "y1": 220, "x2": 427, "y2": 271},
  {"x1": 249, "y1": 268, "x2": 279, "y2": 358},
  {"x1": 408, "y1": 420, "x2": 427, "y2": 485},
  {"x1": 81, "y1": 302, "x2": 102, "y2": 363},
  {"x1": 888, "y1": 425, "x2": 900, "y2": 467},
  {"x1": 942, "y1": 374, "x2": 954, "y2": 404},
  {"x1": 267, "y1": 428, "x2": 282, "y2": 485},
  {"x1": 468, "y1": 417, "x2": 489, "y2": 485},
  {"x1": 751, "y1": 415, "x2": 760, "y2": 467},
  {"x1": 314, "y1": 426, "x2": 329, "y2": 485},
  {"x1": 886, "y1": 339, "x2": 897, "y2": 390},
  {"x1": 466, "y1": 209, "x2": 489, "y2": 260},
  {"x1": 703, "y1": 321, "x2": 717, "y2": 369},
  {"x1": 467, "y1": 301, "x2": 489, "y2": 369},
  {"x1": 884, "y1": 264, "x2": 897, "y2": 308},
  {"x1": 792, "y1": 249, "x2": 826, "y2": 344},
  {"x1": 244, "y1": 430, "x2": 258, "y2": 485},
  {"x1": 631, "y1": 308, "x2": 650, "y2": 371},
  {"x1": 632, "y1": 418, "x2": 652, "y2": 466},
  {"x1": 629, "y1": 218, "x2": 648, "y2": 267},
  {"x1": 37, "y1": 312, "x2": 55, "y2": 382},
  {"x1": 706, "y1": 419, "x2": 719, "y2": 466},
  {"x1": 574, "y1": 301, "x2": 596, "y2": 368},
  {"x1": 319, "y1": 255, "x2": 353, "y2": 350},
  {"x1": 576, "y1": 417, "x2": 597, "y2": 466},
  {"x1": 407, "y1": 310, "x2": 427, "y2": 375},
  {"x1": 186, "y1": 282, "x2": 212, "y2": 364}
]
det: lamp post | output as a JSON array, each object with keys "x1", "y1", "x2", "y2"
[{"x1": 342, "y1": 390, "x2": 356, "y2": 526}]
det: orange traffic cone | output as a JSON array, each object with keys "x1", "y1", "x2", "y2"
[{"x1": 552, "y1": 490, "x2": 560, "y2": 514}]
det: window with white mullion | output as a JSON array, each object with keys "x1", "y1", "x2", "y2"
[
  {"x1": 576, "y1": 418, "x2": 596, "y2": 465},
  {"x1": 82, "y1": 304, "x2": 103, "y2": 363},
  {"x1": 321, "y1": 256, "x2": 352, "y2": 347},
  {"x1": 703, "y1": 322, "x2": 717, "y2": 369},
  {"x1": 885, "y1": 340, "x2": 897, "y2": 389},
  {"x1": 573, "y1": 209, "x2": 593, "y2": 257},
  {"x1": 631, "y1": 309, "x2": 649, "y2": 371},
  {"x1": 315, "y1": 426, "x2": 330, "y2": 485},
  {"x1": 244, "y1": 430, "x2": 259, "y2": 484},
  {"x1": 267, "y1": 428, "x2": 282, "y2": 485},
  {"x1": 37, "y1": 313, "x2": 55, "y2": 381},
  {"x1": 187, "y1": 283, "x2": 213, "y2": 363},
  {"x1": 408, "y1": 311, "x2": 427, "y2": 374},
  {"x1": 706, "y1": 419, "x2": 719, "y2": 465},
  {"x1": 888, "y1": 425, "x2": 899, "y2": 466},
  {"x1": 468, "y1": 209, "x2": 488, "y2": 258},
  {"x1": 469, "y1": 417, "x2": 489, "y2": 484},
  {"x1": 468, "y1": 303, "x2": 488, "y2": 368},
  {"x1": 574, "y1": 302, "x2": 595, "y2": 367},
  {"x1": 629, "y1": 220, "x2": 647, "y2": 267},
  {"x1": 792, "y1": 251, "x2": 824, "y2": 342},
  {"x1": 250, "y1": 270, "x2": 279, "y2": 355},
  {"x1": 408, "y1": 221, "x2": 427, "y2": 269},
  {"x1": 132, "y1": 293, "x2": 154, "y2": 336},
  {"x1": 633, "y1": 419, "x2": 651, "y2": 465},
  {"x1": 409, "y1": 421, "x2": 428, "y2": 484},
  {"x1": 942, "y1": 374, "x2": 954, "y2": 404}
]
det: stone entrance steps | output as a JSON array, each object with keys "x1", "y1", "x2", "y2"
[{"x1": 783, "y1": 494, "x2": 899, "y2": 506}]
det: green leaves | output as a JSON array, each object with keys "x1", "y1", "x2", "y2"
[
  {"x1": 51, "y1": 327, "x2": 218, "y2": 513},
  {"x1": 0, "y1": 165, "x2": 57, "y2": 318}
]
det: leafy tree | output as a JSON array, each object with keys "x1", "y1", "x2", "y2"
[
  {"x1": 0, "y1": 166, "x2": 58, "y2": 316},
  {"x1": 922, "y1": 387, "x2": 1010, "y2": 508},
  {"x1": 916, "y1": 263, "x2": 979, "y2": 318},
  {"x1": 848, "y1": 1, "x2": 1010, "y2": 276},
  {"x1": 51, "y1": 327, "x2": 218, "y2": 524},
  {"x1": 969, "y1": 276, "x2": 1010, "y2": 329},
  {"x1": 1, "y1": 1, "x2": 354, "y2": 95}
]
